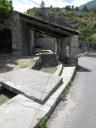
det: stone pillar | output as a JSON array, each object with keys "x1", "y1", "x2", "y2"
[
  {"x1": 55, "y1": 41, "x2": 57, "y2": 54},
  {"x1": 7, "y1": 12, "x2": 23, "y2": 55},
  {"x1": 30, "y1": 30, "x2": 35, "y2": 55},
  {"x1": 69, "y1": 35, "x2": 79, "y2": 65},
  {"x1": 21, "y1": 21, "x2": 29, "y2": 55},
  {"x1": 56, "y1": 38, "x2": 61, "y2": 58},
  {"x1": 60, "y1": 37, "x2": 71, "y2": 63},
  {"x1": 21, "y1": 22, "x2": 34, "y2": 56},
  {"x1": 56, "y1": 37, "x2": 69, "y2": 63},
  {"x1": 60, "y1": 37, "x2": 67, "y2": 61},
  {"x1": 56, "y1": 38, "x2": 60, "y2": 58}
]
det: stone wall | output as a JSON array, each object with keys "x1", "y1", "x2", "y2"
[
  {"x1": 60, "y1": 37, "x2": 70, "y2": 62},
  {"x1": 3, "y1": 12, "x2": 79, "y2": 60},
  {"x1": 79, "y1": 40, "x2": 96, "y2": 51},
  {"x1": 20, "y1": 21, "x2": 33, "y2": 55},
  {"x1": 35, "y1": 37, "x2": 57, "y2": 53},
  {"x1": 69, "y1": 35, "x2": 79, "y2": 64},
  {"x1": 70, "y1": 35, "x2": 79, "y2": 58},
  {"x1": 5, "y1": 12, "x2": 23, "y2": 55},
  {"x1": 57, "y1": 35, "x2": 79, "y2": 65},
  {"x1": 4, "y1": 12, "x2": 35, "y2": 56}
]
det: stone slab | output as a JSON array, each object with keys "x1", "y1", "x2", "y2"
[
  {"x1": 0, "y1": 94, "x2": 50, "y2": 128},
  {"x1": 45, "y1": 66, "x2": 76, "y2": 108},
  {"x1": 0, "y1": 68, "x2": 63, "y2": 104},
  {"x1": 0, "y1": 67, "x2": 76, "y2": 128}
]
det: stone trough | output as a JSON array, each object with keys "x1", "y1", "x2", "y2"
[
  {"x1": 0, "y1": 68, "x2": 63, "y2": 104},
  {"x1": 32, "y1": 50, "x2": 59, "y2": 70},
  {"x1": 0, "y1": 66, "x2": 76, "y2": 128},
  {"x1": 0, "y1": 85, "x2": 17, "y2": 105}
]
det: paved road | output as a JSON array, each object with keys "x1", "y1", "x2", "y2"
[{"x1": 47, "y1": 56, "x2": 96, "y2": 128}]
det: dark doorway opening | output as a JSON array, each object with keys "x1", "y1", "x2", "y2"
[{"x1": 0, "y1": 28, "x2": 12, "y2": 54}]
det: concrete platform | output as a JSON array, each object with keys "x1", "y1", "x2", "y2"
[
  {"x1": 0, "y1": 68, "x2": 63, "y2": 104},
  {"x1": 0, "y1": 66, "x2": 76, "y2": 128},
  {"x1": 45, "y1": 66, "x2": 76, "y2": 108},
  {"x1": 0, "y1": 94, "x2": 50, "y2": 128}
]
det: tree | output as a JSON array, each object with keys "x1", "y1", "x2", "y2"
[
  {"x1": 0, "y1": 0, "x2": 13, "y2": 30},
  {"x1": 82, "y1": 5, "x2": 88, "y2": 12},
  {"x1": 92, "y1": 9, "x2": 96, "y2": 15},
  {"x1": 50, "y1": 5, "x2": 53, "y2": 9},
  {"x1": 40, "y1": 0, "x2": 45, "y2": 9},
  {"x1": 75, "y1": 7, "x2": 79, "y2": 11},
  {"x1": 65, "y1": 6, "x2": 72, "y2": 11},
  {"x1": 72, "y1": 5, "x2": 74, "y2": 11}
]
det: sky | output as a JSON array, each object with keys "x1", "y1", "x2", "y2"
[{"x1": 12, "y1": 0, "x2": 92, "y2": 12}]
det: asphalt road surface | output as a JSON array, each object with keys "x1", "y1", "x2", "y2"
[{"x1": 47, "y1": 56, "x2": 96, "y2": 128}]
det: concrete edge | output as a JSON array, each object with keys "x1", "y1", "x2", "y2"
[
  {"x1": 0, "y1": 66, "x2": 77, "y2": 128},
  {"x1": 0, "y1": 77, "x2": 63, "y2": 105},
  {"x1": 54, "y1": 64, "x2": 63, "y2": 76},
  {"x1": 35, "y1": 66, "x2": 77, "y2": 127},
  {"x1": 42, "y1": 77, "x2": 63, "y2": 105},
  {"x1": 47, "y1": 67, "x2": 76, "y2": 113}
]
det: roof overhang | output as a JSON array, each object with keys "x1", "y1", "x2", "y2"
[{"x1": 16, "y1": 11, "x2": 80, "y2": 37}]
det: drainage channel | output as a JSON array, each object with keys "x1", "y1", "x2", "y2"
[{"x1": 0, "y1": 85, "x2": 17, "y2": 105}]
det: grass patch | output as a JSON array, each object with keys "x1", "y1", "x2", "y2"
[
  {"x1": 37, "y1": 117, "x2": 48, "y2": 128},
  {"x1": 17, "y1": 62, "x2": 32, "y2": 68},
  {"x1": 60, "y1": 81, "x2": 72, "y2": 101}
]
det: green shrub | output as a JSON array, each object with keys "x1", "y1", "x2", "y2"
[{"x1": 37, "y1": 117, "x2": 48, "y2": 128}]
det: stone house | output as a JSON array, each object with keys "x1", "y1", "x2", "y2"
[{"x1": 0, "y1": 11, "x2": 80, "y2": 64}]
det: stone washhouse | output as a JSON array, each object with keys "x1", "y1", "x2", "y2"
[{"x1": 0, "y1": 11, "x2": 80, "y2": 65}]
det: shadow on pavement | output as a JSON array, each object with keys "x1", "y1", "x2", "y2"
[{"x1": 77, "y1": 65, "x2": 91, "y2": 72}]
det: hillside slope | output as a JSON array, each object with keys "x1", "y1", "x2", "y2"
[
  {"x1": 26, "y1": 7, "x2": 96, "y2": 41},
  {"x1": 80, "y1": 0, "x2": 96, "y2": 10}
]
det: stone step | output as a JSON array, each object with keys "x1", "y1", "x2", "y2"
[
  {"x1": 0, "y1": 68, "x2": 63, "y2": 104},
  {"x1": 0, "y1": 94, "x2": 50, "y2": 128},
  {"x1": 0, "y1": 66, "x2": 76, "y2": 128}
]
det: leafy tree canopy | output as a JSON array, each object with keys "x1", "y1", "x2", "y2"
[
  {"x1": 26, "y1": 5, "x2": 96, "y2": 42},
  {"x1": 0, "y1": 0, "x2": 13, "y2": 30},
  {"x1": 82, "y1": 5, "x2": 89, "y2": 12},
  {"x1": 89, "y1": 33, "x2": 96, "y2": 42},
  {"x1": 40, "y1": 0, "x2": 45, "y2": 9}
]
